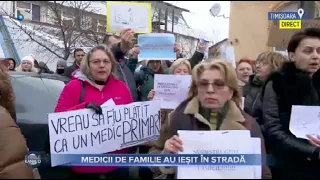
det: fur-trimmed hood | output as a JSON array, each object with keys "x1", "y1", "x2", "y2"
[{"x1": 262, "y1": 61, "x2": 320, "y2": 113}]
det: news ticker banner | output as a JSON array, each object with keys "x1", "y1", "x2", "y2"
[
  {"x1": 268, "y1": 8, "x2": 305, "y2": 29},
  {"x1": 25, "y1": 152, "x2": 274, "y2": 168}
]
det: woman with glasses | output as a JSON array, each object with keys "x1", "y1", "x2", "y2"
[
  {"x1": 55, "y1": 44, "x2": 134, "y2": 179},
  {"x1": 243, "y1": 52, "x2": 287, "y2": 127},
  {"x1": 150, "y1": 60, "x2": 271, "y2": 179},
  {"x1": 135, "y1": 60, "x2": 167, "y2": 101}
]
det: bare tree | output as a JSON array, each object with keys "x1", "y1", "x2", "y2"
[{"x1": 1, "y1": 1, "x2": 104, "y2": 61}]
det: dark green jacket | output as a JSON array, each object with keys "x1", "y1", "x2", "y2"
[{"x1": 134, "y1": 51, "x2": 204, "y2": 101}]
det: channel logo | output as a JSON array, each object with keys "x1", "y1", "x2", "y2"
[
  {"x1": 24, "y1": 152, "x2": 41, "y2": 168},
  {"x1": 268, "y1": 8, "x2": 304, "y2": 29},
  {"x1": 279, "y1": 20, "x2": 301, "y2": 29}
]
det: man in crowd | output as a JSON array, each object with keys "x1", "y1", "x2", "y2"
[
  {"x1": 103, "y1": 29, "x2": 139, "y2": 102},
  {"x1": 55, "y1": 60, "x2": 67, "y2": 75},
  {"x1": 63, "y1": 48, "x2": 85, "y2": 79}
]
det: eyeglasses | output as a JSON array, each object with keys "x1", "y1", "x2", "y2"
[
  {"x1": 89, "y1": 59, "x2": 110, "y2": 65},
  {"x1": 255, "y1": 61, "x2": 268, "y2": 67},
  {"x1": 197, "y1": 81, "x2": 226, "y2": 91}
]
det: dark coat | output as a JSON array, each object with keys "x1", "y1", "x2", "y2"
[
  {"x1": 135, "y1": 51, "x2": 204, "y2": 102},
  {"x1": 243, "y1": 75, "x2": 264, "y2": 126},
  {"x1": 111, "y1": 43, "x2": 139, "y2": 102},
  {"x1": 261, "y1": 61, "x2": 320, "y2": 179},
  {"x1": 150, "y1": 97, "x2": 272, "y2": 179},
  {"x1": 63, "y1": 62, "x2": 78, "y2": 79}
]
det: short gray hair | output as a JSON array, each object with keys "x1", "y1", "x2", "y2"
[{"x1": 80, "y1": 44, "x2": 118, "y2": 79}]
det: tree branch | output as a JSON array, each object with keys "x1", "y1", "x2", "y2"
[{"x1": 1, "y1": 1, "x2": 103, "y2": 61}]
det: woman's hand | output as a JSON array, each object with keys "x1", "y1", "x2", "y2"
[
  {"x1": 307, "y1": 134, "x2": 320, "y2": 147},
  {"x1": 147, "y1": 89, "x2": 155, "y2": 100},
  {"x1": 163, "y1": 135, "x2": 183, "y2": 154}
]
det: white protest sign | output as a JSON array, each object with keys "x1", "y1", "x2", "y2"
[
  {"x1": 252, "y1": 138, "x2": 262, "y2": 179},
  {"x1": 289, "y1": 105, "x2": 320, "y2": 139},
  {"x1": 101, "y1": 99, "x2": 116, "y2": 107},
  {"x1": 48, "y1": 100, "x2": 161, "y2": 166},
  {"x1": 177, "y1": 130, "x2": 254, "y2": 179},
  {"x1": 106, "y1": 1, "x2": 152, "y2": 33},
  {"x1": 220, "y1": 43, "x2": 236, "y2": 68},
  {"x1": 154, "y1": 74, "x2": 191, "y2": 109}
]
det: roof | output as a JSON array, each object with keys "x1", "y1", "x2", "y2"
[
  {"x1": 160, "y1": 1, "x2": 190, "y2": 12},
  {"x1": 209, "y1": 38, "x2": 228, "y2": 49}
]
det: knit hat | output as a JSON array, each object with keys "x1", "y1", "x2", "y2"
[
  {"x1": 57, "y1": 59, "x2": 67, "y2": 68},
  {"x1": 21, "y1": 55, "x2": 35, "y2": 65}
]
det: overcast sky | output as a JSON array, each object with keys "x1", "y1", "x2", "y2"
[{"x1": 164, "y1": 1, "x2": 230, "y2": 43}]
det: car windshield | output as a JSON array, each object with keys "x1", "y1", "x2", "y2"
[{"x1": 11, "y1": 75, "x2": 65, "y2": 124}]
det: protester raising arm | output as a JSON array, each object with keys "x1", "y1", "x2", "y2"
[
  {"x1": 106, "y1": 29, "x2": 139, "y2": 102},
  {"x1": 126, "y1": 44, "x2": 140, "y2": 74},
  {"x1": 174, "y1": 42, "x2": 205, "y2": 69}
]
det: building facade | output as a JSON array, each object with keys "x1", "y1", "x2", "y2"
[
  {"x1": 0, "y1": 1, "x2": 212, "y2": 69},
  {"x1": 228, "y1": 1, "x2": 320, "y2": 61}
]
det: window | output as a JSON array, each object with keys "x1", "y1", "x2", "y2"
[
  {"x1": 91, "y1": 18, "x2": 98, "y2": 32},
  {"x1": 81, "y1": 16, "x2": 92, "y2": 29},
  {"x1": 315, "y1": 2, "x2": 320, "y2": 18},
  {"x1": 16, "y1": 2, "x2": 41, "y2": 21},
  {"x1": 174, "y1": 16, "x2": 179, "y2": 25},
  {"x1": 53, "y1": 9, "x2": 62, "y2": 25},
  {"x1": 17, "y1": 1, "x2": 30, "y2": 9},
  {"x1": 59, "y1": 11, "x2": 75, "y2": 27}
]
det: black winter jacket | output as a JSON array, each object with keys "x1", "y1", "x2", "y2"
[{"x1": 261, "y1": 62, "x2": 320, "y2": 179}]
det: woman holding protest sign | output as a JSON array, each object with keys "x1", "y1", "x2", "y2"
[
  {"x1": 149, "y1": 60, "x2": 271, "y2": 179},
  {"x1": 261, "y1": 28, "x2": 320, "y2": 179},
  {"x1": 146, "y1": 58, "x2": 192, "y2": 178},
  {"x1": 54, "y1": 44, "x2": 134, "y2": 179},
  {"x1": 147, "y1": 58, "x2": 192, "y2": 131}
]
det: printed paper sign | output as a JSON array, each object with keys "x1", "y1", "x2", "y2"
[
  {"x1": 289, "y1": 105, "x2": 320, "y2": 139},
  {"x1": 177, "y1": 130, "x2": 255, "y2": 179},
  {"x1": 48, "y1": 100, "x2": 161, "y2": 166},
  {"x1": 138, "y1": 33, "x2": 176, "y2": 61},
  {"x1": 220, "y1": 43, "x2": 236, "y2": 68},
  {"x1": 154, "y1": 74, "x2": 191, "y2": 109},
  {"x1": 106, "y1": 1, "x2": 152, "y2": 33}
]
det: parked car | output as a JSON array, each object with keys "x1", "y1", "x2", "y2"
[{"x1": 10, "y1": 71, "x2": 70, "y2": 178}]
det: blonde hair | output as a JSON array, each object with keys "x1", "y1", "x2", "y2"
[
  {"x1": 15, "y1": 61, "x2": 38, "y2": 72},
  {"x1": 188, "y1": 59, "x2": 241, "y2": 107},
  {"x1": 256, "y1": 52, "x2": 287, "y2": 71},
  {"x1": 169, "y1": 58, "x2": 191, "y2": 74},
  {"x1": 80, "y1": 44, "x2": 118, "y2": 79}
]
